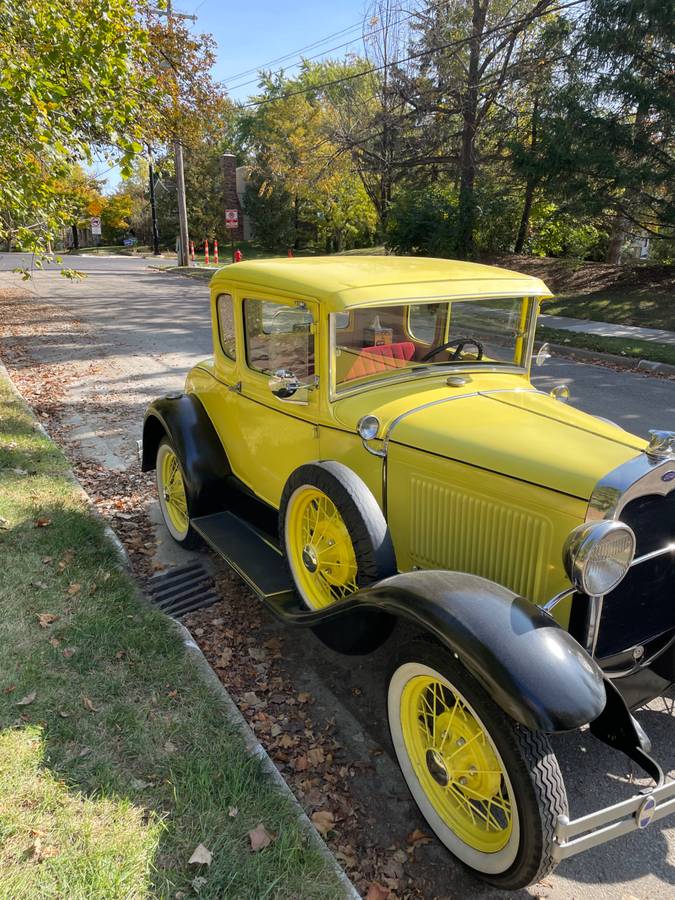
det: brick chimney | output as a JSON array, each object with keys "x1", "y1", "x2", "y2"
[{"x1": 220, "y1": 153, "x2": 244, "y2": 241}]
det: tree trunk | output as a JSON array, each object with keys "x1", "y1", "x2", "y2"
[
  {"x1": 293, "y1": 195, "x2": 300, "y2": 249},
  {"x1": 456, "y1": 1, "x2": 486, "y2": 259},
  {"x1": 71, "y1": 224, "x2": 79, "y2": 250},
  {"x1": 515, "y1": 98, "x2": 539, "y2": 254},
  {"x1": 606, "y1": 216, "x2": 626, "y2": 264},
  {"x1": 606, "y1": 97, "x2": 648, "y2": 264}
]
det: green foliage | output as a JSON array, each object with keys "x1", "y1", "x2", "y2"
[
  {"x1": 386, "y1": 184, "x2": 459, "y2": 256},
  {"x1": 387, "y1": 181, "x2": 522, "y2": 258},
  {"x1": 243, "y1": 174, "x2": 295, "y2": 251},
  {"x1": 239, "y1": 64, "x2": 377, "y2": 252},
  {"x1": 0, "y1": 1, "x2": 155, "y2": 259},
  {"x1": 529, "y1": 205, "x2": 607, "y2": 259},
  {"x1": 101, "y1": 195, "x2": 133, "y2": 243}
]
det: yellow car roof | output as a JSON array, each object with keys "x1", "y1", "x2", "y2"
[{"x1": 209, "y1": 255, "x2": 552, "y2": 310}]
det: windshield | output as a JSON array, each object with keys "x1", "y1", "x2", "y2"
[{"x1": 332, "y1": 297, "x2": 531, "y2": 392}]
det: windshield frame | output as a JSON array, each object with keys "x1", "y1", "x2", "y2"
[{"x1": 328, "y1": 294, "x2": 540, "y2": 400}]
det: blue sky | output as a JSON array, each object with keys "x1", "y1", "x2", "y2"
[{"x1": 93, "y1": 0, "x2": 370, "y2": 190}]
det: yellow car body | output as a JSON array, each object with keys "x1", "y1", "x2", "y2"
[
  {"x1": 184, "y1": 256, "x2": 644, "y2": 629},
  {"x1": 142, "y1": 256, "x2": 675, "y2": 887}
]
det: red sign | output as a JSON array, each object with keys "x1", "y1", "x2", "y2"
[{"x1": 225, "y1": 209, "x2": 239, "y2": 229}]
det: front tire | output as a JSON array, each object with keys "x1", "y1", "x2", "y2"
[
  {"x1": 156, "y1": 438, "x2": 201, "y2": 549},
  {"x1": 387, "y1": 640, "x2": 567, "y2": 889}
]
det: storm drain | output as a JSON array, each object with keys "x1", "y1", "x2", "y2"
[{"x1": 147, "y1": 561, "x2": 220, "y2": 617}]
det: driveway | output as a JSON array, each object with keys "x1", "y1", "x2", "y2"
[{"x1": 1, "y1": 255, "x2": 674, "y2": 899}]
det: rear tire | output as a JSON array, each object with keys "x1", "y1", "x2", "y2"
[
  {"x1": 279, "y1": 461, "x2": 395, "y2": 610},
  {"x1": 387, "y1": 639, "x2": 567, "y2": 889}
]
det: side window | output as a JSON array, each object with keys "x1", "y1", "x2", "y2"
[
  {"x1": 244, "y1": 299, "x2": 314, "y2": 378},
  {"x1": 408, "y1": 303, "x2": 444, "y2": 344},
  {"x1": 216, "y1": 293, "x2": 236, "y2": 360}
]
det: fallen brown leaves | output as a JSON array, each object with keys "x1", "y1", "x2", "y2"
[
  {"x1": 0, "y1": 288, "x2": 435, "y2": 898},
  {"x1": 16, "y1": 690, "x2": 37, "y2": 706},
  {"x1": 248, "y1": 823, "x2": 275, "y2": 852},
  {"x1": 188, "y1": 843, "x2": 212, "y2": 866},
  {"x1": 184, "y1": 587, "x2": 433, "y2": 899}
]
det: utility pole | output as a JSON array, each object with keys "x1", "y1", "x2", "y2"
[
  {"x1": 153, "y1": 1, "x2": 196, "y2": 266},
  {"x1": 148, "y1": 146, "x2": 160, "y2": 255}
]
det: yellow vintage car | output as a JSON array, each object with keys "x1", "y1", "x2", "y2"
[{"x1": 142, "y1": 256, "x2": 675, "y2": 889}]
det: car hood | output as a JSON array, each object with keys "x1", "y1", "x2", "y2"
[{"x1": 336, "y1": 383, "x2": 647, "y2": 500}]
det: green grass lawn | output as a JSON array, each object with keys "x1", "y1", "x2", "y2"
[
  {"x1": 0, "y1": 375, "x2": 345, "y2": 899},
  {"x1": 543, "y1": 287, "x2": 675, "y2": 331},
  {"x1": 538, "y1": 325, "x2": 675, "y2": 367}
]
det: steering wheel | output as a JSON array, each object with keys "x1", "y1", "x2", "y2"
[{"x1": 421, "y1": 337, "x2": 484, "y2": 363}]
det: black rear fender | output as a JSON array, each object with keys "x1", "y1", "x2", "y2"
[{"x1": 141, "y1": 393, "x2": 231, "y2": 518}]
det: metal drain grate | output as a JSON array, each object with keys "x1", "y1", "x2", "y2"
[{"x1": 147, "y1": 561, "x2": 220, "y2": 617}]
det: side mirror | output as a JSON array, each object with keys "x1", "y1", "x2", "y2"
[
  {"x1": 550, "y1": 384, "x2": 570, "y2": 403},
  {"x1": 535, "y1": 342, "x2": 551, "y2": 367},
  {"x1": 269, "y1": 368, "x2": 300, "y2": 399}
]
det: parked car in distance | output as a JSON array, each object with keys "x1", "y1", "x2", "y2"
[{"x1": 142, "y1": 256, "x2": 675, "y2": 889}]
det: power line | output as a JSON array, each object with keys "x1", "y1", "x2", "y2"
[
  {"x1": 221, "y1": 20, "x2": 369, "y2": 84},
  {"x1": 221, "y1": 6, "x2": 414, "y2": 87},
  {"x1": 240, "y1": 0, "x2": 585, "y2": 110},
  {"x1": 226, "y1": 11, "x2": 414, "y2": 94}
]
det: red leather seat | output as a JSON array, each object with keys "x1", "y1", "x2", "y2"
[{"x1": 346, "y1": 341, "x2": 416, "y2": 381}]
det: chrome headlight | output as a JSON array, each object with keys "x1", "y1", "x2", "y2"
[
  {"x1": 563, "y1": 521, "x2": 636, "y2": 596},
  {"x1": 357, "y1": 414, "x2": 380, "y2": 441}
]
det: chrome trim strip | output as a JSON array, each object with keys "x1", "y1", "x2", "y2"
[
  {"x1": 631, "y1": 543, "x2": 675, "y2": 567},
  {"x1": 330, "y1": 363, "x2": 524, "y2": 402},
  {"x1": 587, "y1": 454, "x2": 675, "y2": 523},
  {"x1": 542, "y1": 586, "x2": 575, "y2": 614},
  {"x1": 552, "y1": 778, "x2": 675, "y2": 861}
]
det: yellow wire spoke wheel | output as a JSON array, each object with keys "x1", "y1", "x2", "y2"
[
  {"x1": 157, "y1": 441, "x2": 190, "y2": 541},
  {"x1": 286, "y1": 486, "x2": 359, "y2": 609},
  {"x1": 400, "y1": 673, "x2": 513, "y2": 854}
]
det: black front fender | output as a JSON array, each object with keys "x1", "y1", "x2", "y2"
[
  {"x1": 347, "y1": 570, "x2": 606, "y2": 733},
  {"x1": 142, "y1": 393, "x2": 230, "y2": 518}
]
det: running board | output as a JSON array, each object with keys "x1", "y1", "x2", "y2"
[
  {"x1": 191, "y1": 511, "x2": 298, "y2": 608},
  {"x1": 191, "y1": 511, "x2": 373, "y2": 627}
]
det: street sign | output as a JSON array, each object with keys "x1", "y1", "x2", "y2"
[
  {"x1": 90, "y1": 216, "x2": 102, "y2": 235},
  {"x1": 225, "y1": 209, "x2": 239, "y2": 229}
]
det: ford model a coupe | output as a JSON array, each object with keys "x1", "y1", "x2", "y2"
[{"x1": 142, "y1": 257, "x2": 675, "y2": 889}]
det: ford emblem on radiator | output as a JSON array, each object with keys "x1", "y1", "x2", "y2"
[{"x1": 662, "y1": 470, "x2": 675, "y2": 482}]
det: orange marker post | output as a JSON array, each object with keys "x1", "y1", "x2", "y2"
[
  {"x1": 214, "y1": 240, "x2": 219, "y2": 266},
  {"x1": 234, "y1": 249, "x2": 242, "y2": 263},
  {"x1": 190, "y1": 240, "x2": 195, "y2": 263},
  {"x1": 204, "y1": 240, "x2": 209, "y2": 266}
]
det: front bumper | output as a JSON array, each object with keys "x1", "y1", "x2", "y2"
[{"x1": 552, "y1": 777, "x2": 675, "y2": 860}]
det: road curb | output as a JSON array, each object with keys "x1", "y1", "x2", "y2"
[{"x1": 0, "y1": 358, "x2": 360, "y2": 900}]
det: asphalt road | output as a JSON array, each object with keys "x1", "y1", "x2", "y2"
[{"x1": 1, "y1": 254, "x2": 674, "y2": 899}]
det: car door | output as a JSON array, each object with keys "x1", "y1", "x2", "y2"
[{"x1": 225, "y1": 293, "x2": 320, "y2": 508}]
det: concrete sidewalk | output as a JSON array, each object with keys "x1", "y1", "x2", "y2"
[{"x1": 539, "y1": 313, "x2": 675, "y2": 345}]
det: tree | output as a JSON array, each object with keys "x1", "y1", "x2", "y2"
[
  {"x1": 239, "y1": 67, "x2": 377, "y2": 251},
  {"x1": 398, "y1": 0, "x2": 562, "y2": 258},
  {"x1": 0, "y1": 0, "x2": 155, "y2": 262},
  {"x1": 512, "y1": 0, "x2": 674, "y2": 263},
  {"x1": 101, "y1": 195, "x2": 133, "y2": 243}
]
